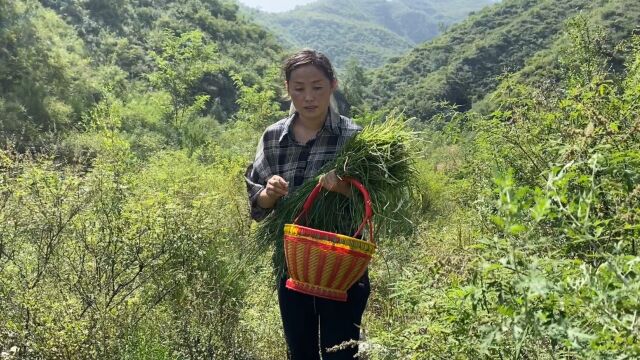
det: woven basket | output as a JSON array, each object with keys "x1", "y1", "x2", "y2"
[{"x1": 284, "y1": 177, "x2": 376, "y2": 302}]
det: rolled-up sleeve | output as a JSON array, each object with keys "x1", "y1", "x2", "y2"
[{"x1": 245, "y1": 133, "x2": 272, "y2": 221}]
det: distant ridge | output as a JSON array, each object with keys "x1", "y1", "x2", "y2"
[{"x1": 242, "y1": 0, "x2": 495, "y2": 69}]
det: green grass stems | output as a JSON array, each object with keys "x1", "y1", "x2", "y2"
[{"x1": 253, "y1": 113, "x2": 420, "y2": 278}]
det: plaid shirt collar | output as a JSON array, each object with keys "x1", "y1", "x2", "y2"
[{"x1": 278, "y1": 107, "x2": 342, "y2": 144}]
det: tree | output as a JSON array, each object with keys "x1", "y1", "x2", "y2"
[
  {"x1": 0, "y1": 0, "x2": 96, "y2": 149},
  {"x1": 148, "y1": 30, "x2": 222, "y2": 132},
  {"x1": 341, "y1": 57, "x2": 370, "y2": 116}
]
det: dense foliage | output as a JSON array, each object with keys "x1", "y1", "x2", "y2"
[
  {"x1": 0, "y1": 0, "x2": 283, "y2": 149},
  {"x1": 243, "y1": 0, "x2": 495, "y2": 69},
  {"x1": 0, "y1": 0, "x2": 99, "y2": 150},
  {"x1": 1, "y1": 0, "x2": 639, "y2": 358},
  {"x1": 367, "y1": 0, "x2": 640, "y2": 121},
  {"x1": 360, "y1": 21, "x2": 640, "y2": 358}
]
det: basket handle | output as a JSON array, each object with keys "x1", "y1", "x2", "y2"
[{"x1": 293, "y1": 176, "x2": 374, "y2": 243}]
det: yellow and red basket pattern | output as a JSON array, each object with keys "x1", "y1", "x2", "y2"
[{"x1": 284, "y1": 177, "x2": 376, "y2": 302}]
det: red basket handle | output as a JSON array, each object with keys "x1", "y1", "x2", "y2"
[{"x1": 293, "y1": 176, "x2": 374, "y2": 243}]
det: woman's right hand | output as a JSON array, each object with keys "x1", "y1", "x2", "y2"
[
  {"x1": 257, "y1": 175, "x2": 288, "y2": 209},
  {"x1": 264, "y1": 175, "x2": 289, "y2": 200}
]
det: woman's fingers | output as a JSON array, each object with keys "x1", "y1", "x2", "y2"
[
  {"x1": 319, "y1": 170, "x2": 352, "y2": 197},
  {"x1": 320, "y1": 170, "x2": 339, "y2": 191},
  {"x1": 272, "y1": 176, "x2": 289, "y2": 193},
  {"x1": 276, "y1": 176, "x2": 289, "y2": 191},
  {"x1": 268, "y1": 186, "x2": 288, "y2": 197},
  {"x1": 266, "y1": 188, "x2": 286, "y2": 198},
  {"x1": 266, "y1": 176, "x2": 288, "y2": 198}
]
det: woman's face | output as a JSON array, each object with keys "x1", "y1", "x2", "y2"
[{"x1": 286, "y1": 64, "x2": 336, "y2": 124}]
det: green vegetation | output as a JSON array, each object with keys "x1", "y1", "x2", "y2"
[
  {"x1": 361, "y1": 22, "x2": 640, "y2": 358},
  {"x1": 0, "y1": 0, "x2": 287, "y2": 356},
  {"x1": 243, "y1": 0, "x2": 495, "y2": 69},
  {"x1": 1, "y1": 0, "x2": 639, "y2": 358},
  {"x1": 0, "y1": 0, "x2": 99, "y2": 150},
  {"x1": 254, "y1": 116, "x2": 419, "y2": 278},
  {"x1": 0, "y1": 0, "x2": 283, "y2": 150},
  {"x1": 367, "y1": 0, "x2": 640, "y2": 121}
]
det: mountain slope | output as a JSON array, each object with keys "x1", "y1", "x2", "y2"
[
  {"x1": 244, "y1": 0, "x2": 495, "y2": 69},
  {"x1": 367, "y1": 0, "x2": 640, "y2": 120},
  {"x1": 1, "y1": 0, "x2": 284, "y2": 148},
  {"x1": 38, "y1": 0, "x2": 283, "y2": 116}
]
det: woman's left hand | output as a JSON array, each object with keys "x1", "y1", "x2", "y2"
[{"x1": 319, "y1": 170, "x2": 351, "y2": 197}]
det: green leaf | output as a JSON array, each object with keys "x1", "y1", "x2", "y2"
[{"x1": 508, "y1": 224, "x2": 527, "y2": 235}]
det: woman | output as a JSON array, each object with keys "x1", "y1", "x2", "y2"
[{"x1": 245, "y1": 49, "x2": 370, "y2": 359}]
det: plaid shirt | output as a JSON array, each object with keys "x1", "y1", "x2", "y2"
[{"x1": 245, "y1": 108, "x2": 361, "y2": 221}]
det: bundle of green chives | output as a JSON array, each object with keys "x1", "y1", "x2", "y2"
[{"x1": 253, "y1": 113, "x2": 420, "y2": 279}]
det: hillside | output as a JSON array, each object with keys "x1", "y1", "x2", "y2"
[
  {"x1": 1, "y1": 0, "x2": 283, "y2": 149},
  {"x1": 367, "y1": 0, "x2": 640, "y2": 120},
  {"x1": 39, "y1": 0, "x2": 285, "y2": 114},
  {"x1": 2, "y1": 0, "x2": 640, "y2": 358},
  {"x1": 243, "y1": 0, "x2": 495, "y2": 69}
]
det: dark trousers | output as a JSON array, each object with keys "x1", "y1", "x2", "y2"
[{"x1": 278, "y1": 271, "x2": 371, "y2": 360}]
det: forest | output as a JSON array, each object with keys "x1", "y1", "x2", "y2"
[{"x1": 1, "y1": 0, "x2": 639, "y2": 358}]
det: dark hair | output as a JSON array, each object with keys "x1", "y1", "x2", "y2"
[{"x1": 283, "y1": 49, "x2": 336, "y2": 82}]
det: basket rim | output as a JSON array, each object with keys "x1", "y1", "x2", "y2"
[
  {"x1": 284, "y1": 223, "x2": 376, "y2": 249},
  {"x1": 284, "y1": 232, "x2": 375, "y2": 258},
  {"x1": 286, "y1": 278, "x2": 348, "y2": 302}
]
